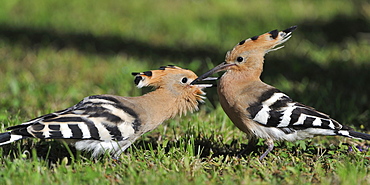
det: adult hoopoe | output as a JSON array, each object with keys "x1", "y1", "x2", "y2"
[
  {"x1": 192, "y1": 26, "x2": 370, "y2": 160},
  {"x1": 0, "y1": 65, "x2": 212, "y2": 157}
]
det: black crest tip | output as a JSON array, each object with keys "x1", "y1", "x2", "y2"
[
  {"x1": 143, "y1": 71, "x2": 153, "y2": 76},
  {"x1": 282, "y1": 25, "x2": 297, "y2": 34},
  {"x1": 251, "y1": 35, "x2": 259, "y2": 40},
  {"x1": 239, "y1": 40, "x2": 246, "y2": 45},
  {"x1": 159, "y1": 65, "x2": 176, "y2": 70},
  {"x1": 269, "y1": 29, "x2": 279, "y2": 39},
  {"x1": 131, "y1": 72, "x2": 140, "y2": 76}
]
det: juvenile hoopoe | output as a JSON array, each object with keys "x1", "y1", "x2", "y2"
[
  {"x1": 192, "y1": 26, "x2": 370, "y2": 160},
  {"x1": 0, "y1": 65, "x2": 211, "y2": 157}
]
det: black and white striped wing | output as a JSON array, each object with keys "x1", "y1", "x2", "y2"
[
  {"x1": 247, "y1": 89, "x2": 347, "y2": 132},
  {"x1": 7, "y1": 95, "x2": 141, "y2": 141}
]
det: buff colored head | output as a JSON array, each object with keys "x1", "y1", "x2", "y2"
[
  {"x1": 132, "y1": 65, "x2": 213, "y2": 104},
  {"x1": 191, "y1": 26, "x2": 297, "y2": 83}
]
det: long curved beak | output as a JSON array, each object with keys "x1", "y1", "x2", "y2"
[{"x1": 190, "y1": 62, "x2": 235, "y2": 85}]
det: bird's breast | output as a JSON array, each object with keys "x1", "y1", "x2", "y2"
[{"x1": 217, "y1": 80, "x2": 255, "y2": 136}]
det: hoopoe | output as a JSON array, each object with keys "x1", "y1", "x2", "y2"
[
  {"x1": 192, "y1": 26, "x2": 370, "y2": 160},
  {"x1": 0, "y1": 65, "x2": 212, "y2": 157}
]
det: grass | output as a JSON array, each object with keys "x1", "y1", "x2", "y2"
[{"x1": 0, "y1": 0, "x2": 369, "y2": 184}]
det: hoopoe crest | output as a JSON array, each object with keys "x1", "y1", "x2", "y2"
[
  {"x1": 0, "y1": 65, "x2": 212, "y2": 157},
  {"x1": 193, "y1": 26, "x2": 370, "y2": 160}
]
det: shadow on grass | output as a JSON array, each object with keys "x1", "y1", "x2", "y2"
[
  {"x1": 1, "y1": 133, "x2": 368, "y2": 166},
  {"x1": 0, "y1": 24, "x2": 223, "y2": 65},
  {"x1": 0, "y1": 140, "x2": 80, "y2": 165},
  {"x1": 1, "y1": 136, "x2": 250, "y2": 165},
  {"x1": 133, "y1": 135, "x2": 253, "y2": 158},
  {"x1": 133, "y1": 134, "x2": 370, "y2": 163},
  {"x1": 299, "y1": 14, "x2": 369, "y2": 44},
  {"x1": 0, "y1": 136, "x2": 258, "y2": 163},
  {"x1": 0, "y1": 13, "x2": 368, "y2": 70}
]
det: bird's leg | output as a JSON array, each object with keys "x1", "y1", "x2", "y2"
[{"x1": 259, "y1": 139, "x2": 274, "y2": 160}]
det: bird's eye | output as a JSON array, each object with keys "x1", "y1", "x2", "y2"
[
  {"x1": 236, "y1": 57, "x2": 244, "y2": 62},
  {"x1": 181, "y1": 77, "x2": 188, "y2": 83}
]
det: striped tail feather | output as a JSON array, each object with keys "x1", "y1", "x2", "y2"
[
  {"x1": 337, "y1": 130, "x2": 370, "y2": 140},
  {"x1": 0, "y1": 132, "x2": 27, "y2": 146}
]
